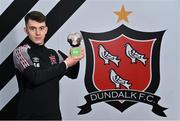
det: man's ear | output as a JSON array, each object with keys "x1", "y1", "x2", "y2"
[
  {"x1": 24, "y1": 27, "x2": 27, "y2": 34},
  {"x1": 45, "y1": 27, "x2": 48, "y2": 34}
]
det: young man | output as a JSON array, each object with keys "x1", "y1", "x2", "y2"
[{"x1": 13, "y1": 11, "x2": 84, "y2": 120}]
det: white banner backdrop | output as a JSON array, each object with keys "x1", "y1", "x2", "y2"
[{"x1": 0, "y1": 0, "x2": 180, "y2": 120}]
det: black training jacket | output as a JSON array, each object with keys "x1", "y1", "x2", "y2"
[{"x1": 13, "y1": 40, "x2": 79, "y2": 120}]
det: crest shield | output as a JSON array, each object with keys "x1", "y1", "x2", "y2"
[{"x1": 78, "y1": 25, "x2": 167, "y2": 117}]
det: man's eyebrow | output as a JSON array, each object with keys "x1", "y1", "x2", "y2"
[{"x1": 28, "y1": 26, "x2": 46, "y2": 28}]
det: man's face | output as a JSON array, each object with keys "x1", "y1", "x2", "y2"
[{"x1": 25, "y1": 19, "x2": 48, "y2": 45}]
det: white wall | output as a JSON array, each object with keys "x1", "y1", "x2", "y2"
[{"x1": 1, "y1": 0, "x2": 180, "y2": 120}]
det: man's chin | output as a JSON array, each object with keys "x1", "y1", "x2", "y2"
[{"x1": 34, "y1": 40, "x2": 44, "y2": 45}]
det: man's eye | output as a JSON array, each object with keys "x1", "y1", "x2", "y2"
[
  {"x1": 30, "y1": 27, "x2": 35, "y2": 31},
  {"x1": 40, "y1": 27, "x2": 45, "y2": 30}
]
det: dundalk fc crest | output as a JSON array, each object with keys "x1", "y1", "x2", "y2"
[{"x1": 78, "y1": 24, "x2": 167, "y2": 117}]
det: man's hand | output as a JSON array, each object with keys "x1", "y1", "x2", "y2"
[{"x1": 64, "y1": 48, "x2": 85, "y2": 68}]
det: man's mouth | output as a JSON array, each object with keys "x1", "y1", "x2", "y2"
[{"x1": 35, "y1": 37, "x2": 42, "y2": 40}]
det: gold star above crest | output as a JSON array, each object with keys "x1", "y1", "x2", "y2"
[{"x1": 114, "y1": 5, "x2": 132, "y2": 23}]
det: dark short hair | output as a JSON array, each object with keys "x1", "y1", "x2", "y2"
[{"x1": 24, "y1": 11, "x2": 46, "y2": 25}]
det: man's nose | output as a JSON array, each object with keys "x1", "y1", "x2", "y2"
[{"x1": 36, "y1": 29, "x2": 40, "y2": 35}]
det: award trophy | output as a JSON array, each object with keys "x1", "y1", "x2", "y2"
[{"x1": 67, "y1": 32, "x2": 82, "y2": 57}]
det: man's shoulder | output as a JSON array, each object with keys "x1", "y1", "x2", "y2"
[
  {"x1": 47, "y1": 48, "x2": 57, "y2": 54},
  {"x1": 14, "y1": 44, "x2": 30, "y2": 50},
  {"x1": 13, "y1": 44, "x2": 31, "y2": 53}
]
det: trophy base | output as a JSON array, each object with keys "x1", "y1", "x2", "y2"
[{"x1": 70, "y1": 47, "x2": 81, "y2": 57}]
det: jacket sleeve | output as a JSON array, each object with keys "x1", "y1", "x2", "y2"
[
  {"x1": 58, "y1": 50, "x2": 80, "y2": 79},
  {"x1": 13, "y1": 46, "x2": 67, "y2": 86}
]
